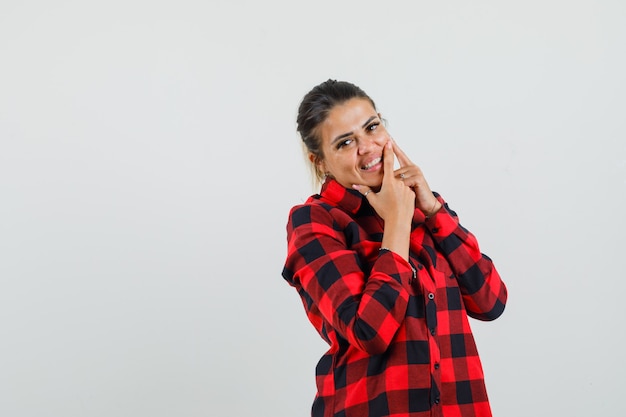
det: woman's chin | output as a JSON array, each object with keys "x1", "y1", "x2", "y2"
[
  {"x1": 364, "y1": 180, "x2": 382, "y2": 192},
  {"x1": 369, "y1": 176, "x2": 384, "y2": 188}
]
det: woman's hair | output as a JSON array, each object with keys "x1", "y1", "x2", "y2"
[{"x1": 296, "y1": 79, "x2": 376, "y2": 183}]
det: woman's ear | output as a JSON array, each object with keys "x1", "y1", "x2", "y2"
[
  {"x1": 309, "y1": 153, "x2": 327, "y2": 181},
  {"x1": 309, "y1": 153, "x2": 325, "y2": 172}
]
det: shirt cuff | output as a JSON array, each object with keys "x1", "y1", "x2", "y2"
[
  {"x1": 424, "y1": 196, "x2": 458, "y2": 237},
  {"x1": 375, "y1": 248, "x2": 416, "y2": 285}
]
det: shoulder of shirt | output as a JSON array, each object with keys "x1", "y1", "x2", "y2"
[
  {"x1": 287, "y1": 195, "x2": 356, "y2": 229},
  {"x1": 288, "y1": 197, "x2": 334, "y2": 217}
]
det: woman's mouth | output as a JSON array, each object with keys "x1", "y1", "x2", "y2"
[{"x1": 361, "y1": 157, "x2": 382, "y2": 171}]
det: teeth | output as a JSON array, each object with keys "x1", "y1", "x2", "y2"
[{"x1": 363, "y1": 157, "x2": 381, "y2": 170}]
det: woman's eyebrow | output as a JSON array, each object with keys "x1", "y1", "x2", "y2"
[{"x1": 330, "y1": 116, "x2": 378, "y2": 146}]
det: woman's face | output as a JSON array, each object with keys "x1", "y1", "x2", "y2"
[{"x1": 314, "y1": 97, "x2": 391, "y2": 190}]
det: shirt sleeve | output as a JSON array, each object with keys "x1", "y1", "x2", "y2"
[
  {"x1": 423, "y1": 196, "x2": 508, "y2": 321},
  {"x1": 283, "y1": 203, "x2": 415, "y2": 355}
]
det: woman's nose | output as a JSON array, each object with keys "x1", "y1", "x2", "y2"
[{"x1": 357, "y1": 136, "x2": 378, "y2": 154}]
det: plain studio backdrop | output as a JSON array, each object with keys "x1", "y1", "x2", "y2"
[{"x1": 1, "y1": 1, "x2": 624, "y2": 416}]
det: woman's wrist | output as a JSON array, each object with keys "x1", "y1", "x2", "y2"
[
  {"x1": 381, "y1": 223, "x2": 411, "y2": 261},
  {"x1": 424, "y1": 200, "x2": 442, "y2": 219}
]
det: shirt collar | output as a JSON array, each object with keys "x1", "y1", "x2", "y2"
[{"x1": 317, "y1": 178, "x2": 365, "y2": 214}]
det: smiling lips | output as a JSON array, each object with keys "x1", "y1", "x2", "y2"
[{"x1": 361, "y1": 156, "x2": 382, "y2": 171}]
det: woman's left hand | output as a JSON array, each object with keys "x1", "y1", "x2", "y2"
[{"x1": 392, "y1": 140, "x2": 442, "y2": 218}]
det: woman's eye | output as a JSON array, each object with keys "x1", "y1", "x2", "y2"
[
  {"x1": 367, "y1": 122, "x2": 379, "y2": 131},
  {"x1": 337, "y1": 139, "x2": 353, "y2": 149}
]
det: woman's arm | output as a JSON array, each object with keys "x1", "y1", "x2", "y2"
[
  {"x1": 424, "y1": 197, "x2": 507, "y2": 321},
  {"x1": 390, "y1": 140, "x2": 506, "y2": 320},
  {"x1": 283, "y1": 203, "x2": 415, "y2": 355}
]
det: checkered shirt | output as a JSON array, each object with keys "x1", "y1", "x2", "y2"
[{"x1": 282, "y1": 179, "x2": 507, "y2": 417}]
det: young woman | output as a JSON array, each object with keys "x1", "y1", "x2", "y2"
[{"x1": 282, "y1": 79, "x2": 507, "y2": 417}]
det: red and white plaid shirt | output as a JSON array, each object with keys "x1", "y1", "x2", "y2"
[{"x1": 282, "y1": 178, "x2": 507, "y2": 417}]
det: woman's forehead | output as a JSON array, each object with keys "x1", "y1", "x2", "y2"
[{"x1": 321, "y1": 99, "x2": 377, "y2": 136}]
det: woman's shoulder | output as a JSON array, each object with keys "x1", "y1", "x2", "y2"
[{"x1": 287, "y1": 195, "x2": 356, "y2": 229}]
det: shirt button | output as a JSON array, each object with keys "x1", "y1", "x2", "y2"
[
  {"x1": 435, "y1": 398, "x2": 440, "y2": 404},
  {"x1": 434, "y1": 363, "x2": 440, "y2": 370},
  {"x1": 431, "y1": 227, "x2": 439, "y2": 234},
  {"x1": 430, "y1": 328, "x2": 436, "y2": 336},
  {"x1": 428, "y1": 293, "x2": 435, "y2": 300},
  {"x1": 417, "y1": 263, "x2": 424, "y2": 270}
]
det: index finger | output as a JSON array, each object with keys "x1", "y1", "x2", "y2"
[
  {"x1": 382, "y1": 141, "x2": 396, "y2": 183},
  {"x1": 392, "y1": 140, "x2": 413, "y2": 167}
]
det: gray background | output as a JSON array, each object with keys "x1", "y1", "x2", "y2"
[{"x1": 1, "y1": 0, "x2": 624, "y2": 416}]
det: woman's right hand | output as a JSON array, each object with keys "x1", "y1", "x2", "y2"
[
  {"x1": 355, "y1": 141, "x2": 415, "y2": 222},
  {"x1": 354, "y1": 142, "x2": 414, "y2": 260}
]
